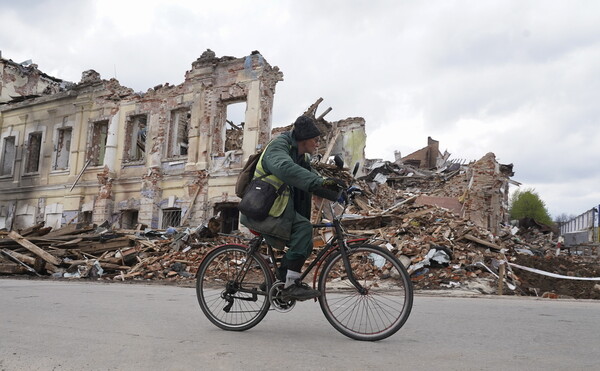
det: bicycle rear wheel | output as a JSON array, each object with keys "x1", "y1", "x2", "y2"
[
  {"x1": 196, "y1": 244, "x2": 272, "y2": 331},
  {"x1": 318, "y1": 244, "x2": 413, "y2": 341}
]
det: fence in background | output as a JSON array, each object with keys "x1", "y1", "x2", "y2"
[{"x1": 559, "y1": 207, "x2": 598, "y2": 245}]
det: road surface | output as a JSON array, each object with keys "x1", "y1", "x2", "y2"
[{"x1": 1, "y1": 279, "x2": 598, "y2": 370}]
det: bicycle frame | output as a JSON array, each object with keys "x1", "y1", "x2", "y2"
[
  {"x1": 227, "y1": 198, "x2": 369, "y2": 297},
  {"x1": 206, "y1": 168, "x2": 368, "y2": 298}
]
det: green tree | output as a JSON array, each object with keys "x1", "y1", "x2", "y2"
[{"x1": 509, "y1": 188, "x2": 553, "y2": 225}]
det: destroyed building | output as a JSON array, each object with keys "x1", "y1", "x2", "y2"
[
  {"x1": 0, "y1": 50, "x2": 284, "y2": 232},
  {"x1": 364, "y1": 138, "x2": 517, "y2": 235},
  {"x1": 4, "y1": 55, "x2": 598, "y2": 300}
]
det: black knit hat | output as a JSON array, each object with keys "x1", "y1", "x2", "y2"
[{"x1": 292, "y1": 115, "x2": 321, "y2": 141}]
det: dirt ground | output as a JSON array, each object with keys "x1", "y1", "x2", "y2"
[{"x1": 511, "y1": 255, "x2": 600, "y2": 299}]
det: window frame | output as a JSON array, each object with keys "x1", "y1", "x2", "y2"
[
  {"x1": 123, "y1": 114, "x2": 148, "y2": 164},
  {"x1": 87, "y1": 119, "x2": 109, "y2": 167},
  {"x1": 0, "y1": 135, "x2": 17, "y2": 177},
  {"x1": 24, "y1": 131, "x2": 43, "y2": 174},
  {"x1": 166, "y1": 107, "x2": 191, "y2": 159},
  {"x1": 52, "y1": 126, "x2": 73, "y2": 171}
]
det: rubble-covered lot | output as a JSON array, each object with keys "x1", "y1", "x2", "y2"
[
  {"x1": 512, "y1": 255, "x2": 600, "y2": 299},
  {"x1": 3, "y1": 51, "x2": 597, "y2": 298},
  {"x1": 1, "y1": 161, "x2": 599, "y2": 299}
]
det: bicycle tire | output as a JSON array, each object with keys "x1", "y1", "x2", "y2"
[
  {"x1": 318, "y1": 243, "x2": 413, "y2": 341},
  {"x1": 196, "y1": 244, "x2": 273, "y2": 331}
]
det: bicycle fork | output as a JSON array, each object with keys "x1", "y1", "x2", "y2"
[
  {"x1": 334, "y1": 223, "x2": 368, "y2": 295},
  {"x1": 337, "y1": 242, "x2": 367, "y2": 295}
]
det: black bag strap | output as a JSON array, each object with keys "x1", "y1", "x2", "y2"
[
  {"x1": 276, "y1": 183, "x2": 287, "y2": 196},
  {"x1": 252, "y1": 141, "x2": 288, "y2": 196}
]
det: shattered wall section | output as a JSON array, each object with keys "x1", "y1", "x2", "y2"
[
  {"x1": 431, "y1": 152, "x2": 512, "y2": 234},
  {"x1": 271, "y1": 99, "x2": 366, "y2": 172},
  {"x1": 0, "y1": 57, "x2": 67, "y2": 103},
  {"x1": 183, "y1": 50, "x2": 282, "y2": 231},
  {"x1": 402, "y1": 137, "x2": 440, "y2": 169},
  {"x1": 328, "y1": 117, "x2": 366, "y2": 172}
]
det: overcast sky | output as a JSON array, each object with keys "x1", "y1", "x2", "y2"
[{"x1": 1, "y1": 0, "x2": 599, "y2": 218}]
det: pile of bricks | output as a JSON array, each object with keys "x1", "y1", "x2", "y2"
[
  {"x1": 0, "y1": 220, "x2": 236, "y2": 283},
  {"x1": 2, "y1": 159, "x2": 598, "y2": 298}
]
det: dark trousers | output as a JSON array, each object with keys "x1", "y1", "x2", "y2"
[{"x1": 264, "y1": 211, "x2": 313, "y2": 277}]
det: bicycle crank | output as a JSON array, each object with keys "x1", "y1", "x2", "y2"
[{"x1": 268, "y1": 281, "x2": 296, "y2": 312}]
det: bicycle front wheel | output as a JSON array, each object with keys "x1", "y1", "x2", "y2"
[
  {"x1": 196, "y1": 244, "x2": 272, "y2": 331},
  {"x1": 318, "y1": 244, "x2": 413, "y2": 341}
]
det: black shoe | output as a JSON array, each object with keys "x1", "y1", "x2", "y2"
[{"x1": 281, "y1": 282, "x2": 321, "y2": 301}]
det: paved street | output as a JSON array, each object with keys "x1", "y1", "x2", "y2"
[{"x1": 1, "y1": 279, "x2": 599, "y2": 371}]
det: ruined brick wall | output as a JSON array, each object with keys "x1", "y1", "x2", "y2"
[
  {"x1": 402, "y1": 137, "x2": 440, "y2": 169},
  {"x1": 431, "y1": 152, "x2": 511, "y2": 235}
]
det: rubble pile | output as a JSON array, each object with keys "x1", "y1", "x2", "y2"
[
  {"x1": 1, "y1": 155, "x2": 598, "y2": 300},
  {"x1": 0, "y1": 220, "x2": 238, "y2": 283},
  {"x1": 314, "y1": 156, "x2": 600, "y2": 299}
]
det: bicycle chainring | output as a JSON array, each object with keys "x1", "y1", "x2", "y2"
[{"x1": 268, "y1": 281, "x2": 296, "y2": 312}]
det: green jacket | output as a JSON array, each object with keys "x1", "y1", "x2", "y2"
[{"x1": 240, "y1": 132, "x2": 327, "y2": 240}]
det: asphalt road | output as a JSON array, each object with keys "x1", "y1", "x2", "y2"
[{"x1": 1, "y1": 279, "x2": 599, "y2": 371}]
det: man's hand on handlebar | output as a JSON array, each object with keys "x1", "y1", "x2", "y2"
[
  {"x1": 313, "y1": 177, "x2": 347, "y2": 202},
  {"x1": 322, "y1": 177, "x2": 347, "y2": 191}
]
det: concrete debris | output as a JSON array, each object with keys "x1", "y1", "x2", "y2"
[
  {"x1": 1, "y1": 152, "x2": 598, "y2": 300},
  {"x1": 1, "y1": 52, "x2": 598, "y2": 299},
  {"x1": 312, "y1": 147, "x2": 600, "y2": 299},
  {"x1": 0, "y1": 219, "x2": 230, "y2": 281}
]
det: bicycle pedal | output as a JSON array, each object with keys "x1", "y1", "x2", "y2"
[{"x1": 268, "y1": 281, "x2": 296, "y2": 312}]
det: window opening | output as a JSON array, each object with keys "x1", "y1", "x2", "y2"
[
  {"x1": 120, "y1": 210, "x2": 139, "y2": 229},
  {"x1": 54, "y1": 128, "x2": 72, "y2": 170},
  {"x1": 168, "y1": 108, "x2": 190, "y2": 157},
  {"x1": 89, "y1": 120, "x2": 109, "y2": 166},
  {"x1": 162, "y1": 207, "x2": 181, "y2": 228},
  {"x1": 80, "y1": 211, "x2": 93, "y2": 225},
  {"x1": 124, "y1": 115, "x2": 147, "y2": 162},
  {"x1": 224, "y1": 102, "x2": 246, "y2": 152},
  {"x1": 215, "y1": 203, "x2": 239, "y2": 234},
  {"x1": 1, "y1": 136, "x2": 16, "y2": 176},
  {"x1": 25, "y1": 132, "x2": 43, "y2": 173}
]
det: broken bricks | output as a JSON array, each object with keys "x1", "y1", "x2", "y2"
[{"x1": 1, "y1": 150, "x2": 598, "y2": 299}]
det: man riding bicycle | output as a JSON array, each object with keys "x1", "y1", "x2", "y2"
[{"x1": 239, "y1": 115, "x2": 344, "y2": 301}]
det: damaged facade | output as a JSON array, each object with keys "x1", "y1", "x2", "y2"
[
  {"x1": 0, "y1": 50, "x2": 508, "y2": 238},
  {"x1": 0, "y1": 55, "x2": 70, "y2": 103},
  {"x1": 365, "y1": 138, "x2": 517, "y2": 235},
  {"x1": 0, "y1": 50, "x2": 283, "y2": 231}
]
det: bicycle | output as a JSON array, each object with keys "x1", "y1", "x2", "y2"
[{"x1": 196, "y1": 165, "x2": 413, "y2": 341}]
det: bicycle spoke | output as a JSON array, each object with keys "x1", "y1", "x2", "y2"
[
  {"x1": 319, "y1": 244, "x2": 413, "y2": 341},
  {"x1": 196, "y1": 245, "x2": 271, "y2": 331}
]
